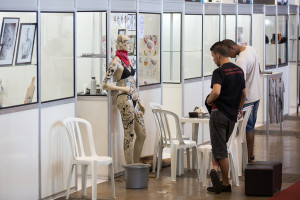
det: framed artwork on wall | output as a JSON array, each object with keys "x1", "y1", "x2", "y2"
[
  {"x1": 118, "y1": 29, "x2": 126, "y2": 35},
  {"x1": 0, "y1": 17, "x2": 20, "y2": 66},
  {"x1": 15, "y1": 23, "x2": 36, "y2": 65},
  {"x1": 128, "y1": 35, "x2": 136, "y2": 56}
]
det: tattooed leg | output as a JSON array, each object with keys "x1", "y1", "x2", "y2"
[
  {"x1": 133, "y1": 104, "x2": 146, "y2": 163},
  {"x1": 117, "y1": 96, "x2": 135, "y2": 164}
]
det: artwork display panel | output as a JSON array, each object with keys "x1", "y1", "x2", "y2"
[
  {"x1": 163, "y1": 13, "x2": 181, "y2": 83},
  {"x1": 203, "y1": 15, "x2": 219, "y2": 76},
  {"x1": 0, "y1": 12, "x2": 37, "y2": 108},
  {"x1": 237, "y1": 15, "x2": 251, "y2": 47},
  {"x1": 265, "y1": 15, "x2": 277, "y2": 67},
  {"x1": 111, "y1": 13, "x2": 137, "y2": 81},
  {"x1": 289, "y1": 15, "x2": 297, "y2": 62},
  {"x1": 277, "y1": 15, "x2": 288, "y2": 65},
  {"x1": 0, "y1": 18, "x2": 20, "y2": 66},
  {"x1": 15, "y1": 23, "x2": 36, "y2": 65},
  {"x1": 41, "y1": 13, "x2": 74, "y2": 102},
  {"x1": 184, "y1": 15, "x2": 202, "y2": 79},
  {"x1": 77, "y1": 12, "x2": 106, "y2": 96}
]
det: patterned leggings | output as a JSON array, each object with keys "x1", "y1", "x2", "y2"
[{"x1": 117, "y1": 94, "x2": 146, "y2": 164}]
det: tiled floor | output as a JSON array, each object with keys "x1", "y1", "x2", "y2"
[{"x1": 56, "y1": 114, "x2": 300, "y2": 200}]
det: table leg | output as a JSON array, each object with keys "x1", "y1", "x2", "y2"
[{"x1": 192, "y1": 123, "x2": 199, "y2": 169}]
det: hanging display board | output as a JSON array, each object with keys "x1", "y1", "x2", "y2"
[
  {"x1": 0, "y1": 0, "x2": 37, "y2": 11},
  {"x1": 140, "y1": 0, "x2": 162, "y2": 13},
  {"x1": 266, "y1": 5, "x2": 276, "y2": 16},
  {"x1": 278, "y1": 5, "x2": 289, "y2": 15},
  {"x1": 40, "y1": 0, "x2": 75, "y2": 11},
  {"x1": 185, "y1": 1, "x2": 204, "y2": 14},
  {"x1": 111, "y1": 0, "x2": 137, "y2": 12},
  {"x1": 163, "y1": 0, "x2": 185, "y2": 12},
  {"x1": 289, "y1": 4, "x2": 298, "y2": 14},
  {"x1": 205, "y1": 3, "x2": 220, "y2": 15},
  {"x1": 77, "y1": 0, "x2": 108, "y2": 11},
  {"x1": 222, "y1": 4, "x2": 236, "y2": 15},
  {"x1": 253, "y1": 4, "x2": 264, "y2": 14},
  {"x1": 238, "y1": 4, "x2": 252, "y2": 15}
]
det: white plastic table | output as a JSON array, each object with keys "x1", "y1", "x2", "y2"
[{"x1": 180, "y1": 115, "x2": 210, "y2": 169}]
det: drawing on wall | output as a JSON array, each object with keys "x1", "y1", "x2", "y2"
[
  {"x1": 118, "y1": 29, "x2": 126, "y2": 35},
  {"x1": 139, "y1": 35, "x2": 160, "y2": 85},
  {"x1": 0, "y1": 18, "x2": 20, "y2": 66},
  {"x1": 113, "y1": 13, "x2": 128, "y2": 28},
  {"x1": 127, "y1": 14, "x2": 136, "y2": 31},
  {"x1": 15, "y1": 23, "x2": 36, "y2": 65},
  {"x1": 128, "y1": 56, "x2": 136, "y2": 69},
  {"x1": 128, "y1": 35, "x2": 136, "y2": 56}
]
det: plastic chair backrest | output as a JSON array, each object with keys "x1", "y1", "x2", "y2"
[
  {"x1": 150, "y1": 103, "x2": 163, "y2": 110},
  {"x1": 227, "y1": 119, "x2": 242, "y2": 149},
  {"x1": 152, "y1": 109, "x2": 184, "y2": 146},
  {"x1": 240, "y1": 105, "x2": 253, "y2": 139},
  {"x1": 63, "y1": 117, "x2": 97, "y2": 159}
]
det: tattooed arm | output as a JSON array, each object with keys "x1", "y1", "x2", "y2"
[{"x1": 101, "y1": 57, "x2": 130, "y2": 93}]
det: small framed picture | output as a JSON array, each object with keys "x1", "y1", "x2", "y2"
[
  {"x1": 15, "y1": 23, "x2": 37, "y2": 65},
  {"x1": 128, "y1": 35, "x2": 136, "y2": 56},
  {"x1": 118, "y1": 29, "x2": 126, "y2": 35},
  {"x1": 0, "y1": 17, "x2": 20, "y2": 66}
]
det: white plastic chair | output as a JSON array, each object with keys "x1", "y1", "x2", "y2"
[
  {"x1": 198, "y1": 119, "x2": 241, "y2": 186},
  {"x1": 63, "y1": 117, "x2": 115, "y2": 200},
  {"x1": 149, "y1": 103, "x2": 163, "y2": 173},
  {"x1": 152, "y1": 108, "x2": 199, "y2": 181},
  {"x1": 149, "y1": 103, "x2": 190, "y2": 174},
  {"x1": 236, "y1": 105, "x2": 253, "y2": 176}
]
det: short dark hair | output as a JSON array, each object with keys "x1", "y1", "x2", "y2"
[
  {"x1": 210, "y1": 41, "x2": 229, "y2": 57},
  {"x1": 222, "y1": 39, "x2": 237, "y2": 48}
]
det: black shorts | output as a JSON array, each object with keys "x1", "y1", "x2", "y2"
[{"x1": 209, "y1": 110, "x2": 235, "y2": 160}]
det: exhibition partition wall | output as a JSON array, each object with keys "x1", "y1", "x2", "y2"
[
  {"x1": 0, "y1": 0, "x2": 299, "y2": 199},
  {"x1": 183, "y1": 2, "x2": 204, "y2": 144},
  {"x1": 76, "y1": 0, "x2": 110, "y2": 182},
  {"x1": 162, "y1": 0, "x2": 184, "y2": 121},
  {"x1": 253, "y1": 3, "x2": 265, "y2": 125},
  {"x1": 288, "y1": 5, "x2": 298, "y2": 111},
  {"x1": 138, "y1": 5, "x2": 163, "y2": 163}
]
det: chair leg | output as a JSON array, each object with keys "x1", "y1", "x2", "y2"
[
  {"x1": 194, "y1": 147, "x2": 199, "y2": 179},
  {"x1": 110, "y1": 163, "x2": 116, "y2": 198},
  {"x1": 186, "y1": 148, "x2": 190, "y2": 171},
  {"x1": 199, "y1": 150, "x2": 204, "y2": 181},
  {"x1": 202, "y1": 149, "x2": 209, "y2": 186},
  {"x1": 156, "y1": 146, "x2": 163, "y2": 179},
  {"x1": 81, "y1": 164, "x2": 88, "y2": 196},
  {"x1": 152, "y1": 131, "x2": 159, "y2": 173},
  {"x1": 92, "y1": 161, "x2": 98, "y2": 200},
  {"x1": 66, "y1": 164, "x2": 75, "y2": 199},
  {"x1": 171, "y1": 147, "x2": 178, "y2": 181},
  {"x1": 238, "y1": 141, "x2": 243, "y2": 176}
]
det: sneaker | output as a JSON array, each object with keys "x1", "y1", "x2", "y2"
[
  {"x1": 208, "y1": 169, "x2": 222, "y2": 194},
  {"x1": 248, "y1": 155, "x2": 255, "y2": 163},
  {"x1": 207, "y1": 184, "x2": 232, "y2": 193}
]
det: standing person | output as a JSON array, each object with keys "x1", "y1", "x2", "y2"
[
  {"x1": 222, "y1": 39, "x2": 261, "y2": 162},
  {"x1": 206, "y1": 42, "x2": 246, "y2": 194}
]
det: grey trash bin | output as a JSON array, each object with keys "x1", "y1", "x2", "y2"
[{"x1": 122, "y1": 164, "x2": 151, "y2": 189}]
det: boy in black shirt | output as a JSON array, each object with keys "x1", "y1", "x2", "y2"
[{"x1": 206, "y1": 42, "x2": 246, "y2": 194}]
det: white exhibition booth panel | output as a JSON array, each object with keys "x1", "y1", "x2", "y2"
[{"x1": 0, "y1": 108, "x2": 39, "y2": 200}]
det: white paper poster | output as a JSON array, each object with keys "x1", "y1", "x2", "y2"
[{"x1": 139, "y1": 15, "x2": 144, "y2": 39}]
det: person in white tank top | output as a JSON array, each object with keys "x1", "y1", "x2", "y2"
[{"x1": 222, "y1": 39, "x2": 261, "y2": 163}]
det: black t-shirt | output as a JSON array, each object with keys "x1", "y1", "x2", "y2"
[{"x1": 211, "y1": 62, "x2": 245, "y2": 122}]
